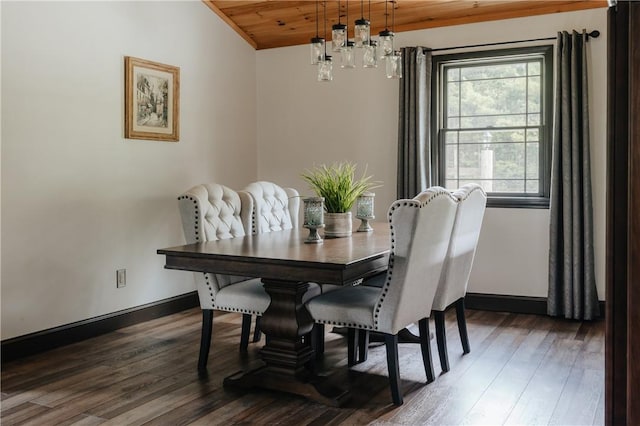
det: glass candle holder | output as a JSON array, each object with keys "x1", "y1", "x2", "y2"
[
  {"x1": 303, "y1": 197, "x2": 325, "y2": 243},
  {"x1": 356, "y1": 192, "x2": 375, "y2": 232}
]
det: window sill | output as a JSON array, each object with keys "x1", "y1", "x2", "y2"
[{"x1": 486, "y1": 196, "x2": 550, "y2": 209}]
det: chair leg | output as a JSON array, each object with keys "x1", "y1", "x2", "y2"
[
  {"x1": 240, "y1": 314, "x2": 251, "y2": 352},
  {"x1": 347, "y1": 328, "x2": 358, "y2": 366},
  {"x1": 311, "y1": 323, "x2": 325, "y2": 360},
  {"x1": 434, "y1": 311, "x2": 450, "y2": 373},
  {"x1": 358, "y1": 330, "x2": 370, "y2": 363},
  {"x1": 384, "y1": 334, "x2": 403, "y2": 406},
  {"x1": 198, "y1": 309, "x2": 214, "y2": 372},
  {"x1": 316, "y1": 323, "x2": 325, "y2": 358},
  {"x1": 456, "y1": 298, "x2": 471, "y2": 354},
  {"x1": 419, "y1": 318, "x2": 435, "y2": 383},
  {"x1": 253, "y1": 316, "x2": 262, "y2": 343}
]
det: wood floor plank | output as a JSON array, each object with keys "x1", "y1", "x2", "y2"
[
  {"x1": 380, "y1": 313, "x2": 524, "y2": 425},
  {"x1": 593, "y1": 384, "x2": 605, "y2": 426},
  {"x1": 0, "y1": 309, "x2": 604, "y2": 426},
  {"x1": 0, "y1": 402, "x2": 51, "y2": 425},
  {"x1": 29, "y1": 368, "x2": 132, "y2": 407},
  {"x1": 549, "y1": 321, "x2": 605, "y2": 426},
  {"x1": 12, "y1": 373, "x2": 166, "y2": 425},
  {"x1": 100, "y1": 379, "x2": 218, "y2": 425},
  {"x1": 185, "y1": 392, "x2": 278, "y2": 425},
  {"x1": 1, "y1": 365, "x2": 116, "y2": 412},
  {"x1": 419, "y1": 322, "x2": 529, "y2": 424},
  {"x1": 363, "y1": 312, "x2": 506, "y2": 425},
  {"x1": 84, "y1": 375, "x2": 190, "y2": 419},
  {"x1": 548, "y1": 367, "x2": 604, "y2": 426},
  {"x1": 503, "y1": 337, "x2": 584, "y2": 425},
  {"x1": 457, "y1": 315, "x2": 556, "y2": 425},
  {"x1": 61, "y1": 414, "x2": 107, "y2": 426},
  {"x1": 231, "y1": 394, "x2": 308, "y2": 425}
]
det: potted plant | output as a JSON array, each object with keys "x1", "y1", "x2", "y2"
[{"x1": 301, "y1": 162, "x2": 380, "y2": 238}]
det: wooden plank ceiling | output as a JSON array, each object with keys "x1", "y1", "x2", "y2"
[{"x1": 203, "y1": 0, "x2": 606, "y2": 50}]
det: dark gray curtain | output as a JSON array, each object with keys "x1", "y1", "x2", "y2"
[
  {"x1": 548, "y1": 30, "x2": 599, "y2": 320},
  {"x1": 397, "y1": 47, "x2": 432, "y2": 199}
]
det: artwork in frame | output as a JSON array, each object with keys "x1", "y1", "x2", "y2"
[{"x1": 124, "y1": 56, "x2": 180, "y2": 142}]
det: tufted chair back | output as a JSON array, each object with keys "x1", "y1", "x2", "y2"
[
  {"x1": 374, "y1": 188, "x2": 458, "y2": 335},
  {"x1": 432, "y1": 183, "x2": 487, "y2": 311},
  {"x1": 242, "y1": 181, "x2": 300, "y2": 234},
  {"x1": 178, "y1": 183, "x2": 253, "y2": 309}
]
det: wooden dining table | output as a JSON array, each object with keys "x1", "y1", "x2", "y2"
[{"x1": 157, "y1": 222, "x2": 390, "y2": 406}]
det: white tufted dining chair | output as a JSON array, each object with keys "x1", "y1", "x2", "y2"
[
  {"x1": 242, "y1": 181, "x2": 299, "y2": 234},
  {"x1": 241, "y1": 181, "x2": 321, "y2": 347},
  {"x1": 431, "y1": 183, "x2": 486, "y2": 373},
  {"x1": 306, "y1": 188, "x2": 458, "y2": 405},
  {"x1": 178, "y1": 183, "x2": 271, "y2": 372}
]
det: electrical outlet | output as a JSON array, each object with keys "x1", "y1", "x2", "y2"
[{"x1": 116, "y1": 269, "x2": 126, "y2": 288}]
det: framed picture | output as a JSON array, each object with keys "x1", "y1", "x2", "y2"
[{"x1": 124, "y1": 56, "x2": 180, "y2": 142}]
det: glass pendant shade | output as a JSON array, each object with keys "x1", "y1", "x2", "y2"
[
  {"x1": 378, "y1": 29, "x2": 394, "y2": 58},
  {"x1": 386, "y1": 50, "x2": 402, "y2": 79},
  {"x1": 310, "y1": 37, "x2": 325, "y2": 65},
  {"x1": 332, "y1": 24, "x2": 347, "y2": 52},
  {"x1": 354, "y1": 18, "x2": 370, "y2": 47},
  {"x1": 318, "y1": 55, "x2": 333, "y2": 82},
  {"x1": 306, "y1": 0, "x2": 401, "y2": 82},
  {"x1": 341, "y1": 41, "x2": 356, "y2": 68},
  {"x1": 363, "y1": 40, "x2": 378, "y2": 68}
]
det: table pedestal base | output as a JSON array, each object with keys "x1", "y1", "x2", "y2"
[{"x1": 223, "y1": 278, "x2": 351, "y2": 407}]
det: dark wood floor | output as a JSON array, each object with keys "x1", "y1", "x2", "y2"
[{"x1": 1, "y1": 308, "x2": 604, "y2": 425}]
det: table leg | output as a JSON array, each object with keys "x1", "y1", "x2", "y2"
[{"x1": 223, "y1": 279, "x2": 351, "y2": 407}]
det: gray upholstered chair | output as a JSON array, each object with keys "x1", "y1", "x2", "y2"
[
  {"x1": 306, "y1": 188, "x2": 458, "y2": 405},
  {"x1": 178, "y1": 183, "x2": 270, "y2": 372},
  {"x1": 432, "y1": 183, "x2": 487, "y2": 372}
]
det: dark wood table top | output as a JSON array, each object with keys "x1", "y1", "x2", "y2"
[{"x1": 158, "y1": 222, "x2": 391, "y2": 285}]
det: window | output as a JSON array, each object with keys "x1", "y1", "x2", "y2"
[{"x1": 432, "y1": 46, "x2": 553, "y2": 208}]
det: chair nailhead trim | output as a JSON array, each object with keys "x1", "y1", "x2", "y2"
[
  {"x1": 313, "y1": 319, "x2": 373, "y2": 330},
  {"x1": 213, "y1": 306, "x2": 263, "y2": 315},
  {"x1": 251, "y1": 211, "x2": 257, "y2": 234},
  {"x1": 204, "y1": 274, "x2": 214, "y2": 301}
]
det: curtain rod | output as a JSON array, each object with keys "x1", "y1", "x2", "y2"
[{"x1": 424, "y1": 29, "x2": 600, "y2": 53}]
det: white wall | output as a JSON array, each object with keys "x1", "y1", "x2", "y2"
[
  {"x1": 1, "y1": 1, "x2": 258, "y2": 339},
  {"x1": 1, "y1": 4, "x2": 607, "y2": 340},
  {"x1": 256, "y1": 9, "x2": 607, "y2": 300}
]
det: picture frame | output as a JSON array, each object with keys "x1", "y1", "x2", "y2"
[{"x1": 124, "y1": 56, "x2": 180, "y2": 142}]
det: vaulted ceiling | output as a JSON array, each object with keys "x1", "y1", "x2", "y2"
[{"x1": 203, "y1": 1, "x2": 607, "y2": 50}]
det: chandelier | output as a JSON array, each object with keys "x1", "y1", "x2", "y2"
[{"x1": 310, "y1": 0, "x2": 402, "y2": 82}]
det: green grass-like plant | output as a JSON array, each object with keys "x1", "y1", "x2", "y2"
[{"x1": 301, "y1": 162, "x2": 380, "y2": 213}]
